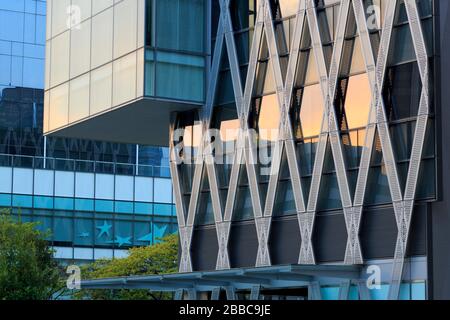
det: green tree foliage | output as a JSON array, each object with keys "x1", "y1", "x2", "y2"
[
  {"x1": 76, "y1": 233, "x2": 178, "y2": 300},
  {"x1": 0, "y1": 211, "x2": 60, "y2": 300}
]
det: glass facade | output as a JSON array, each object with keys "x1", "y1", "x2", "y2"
[
  {"x1": 45, "y1": 0, "x2": 207, "y2": 135},
  {"x1": 186, "y1": 0, "x2": 436, "y2": 221},
  {"x1": 169, "y1": 0, "x2": 435, "y2": 300},
  {"x1": 146, "y1": 0, "x2": 206, "y2": 102},
  {"x1": 33, "y1": 0, "x2": 442, "y2": 300},
  {"x1": 0, "y1": 162, "x2": 175, "y2": 260},
  {"x1": 0, "y1": 0, "x2": 175, "y2": 261},
  {"x1": 172, "y1": 0, "x2": 436, "y2": 228}
]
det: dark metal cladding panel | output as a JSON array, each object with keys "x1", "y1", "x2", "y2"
[
  {"x1": 191, "y1": 227, "x2": 219, "y2": 271},
  {"x1": 269, "y1": 216, "x2": 302, "y2": 265},
  {"x1": 229, "y1": 222, "x2": 258, "y2": 268},
  {"x1": 313, "y1": 212, "x2": 347, "y2": 263},
  {"x1": 190, "y1": 203, "x2": 427, "y2": 271},
  {"x1": 360, "y1": 205, "x2": 427, "y2": 260},
  {"x1": 407, "y1": 204, "x2": 427, "y2": 257},
  {"x1": 360, "y1": 206, "x2": 398, "y2": 260}
]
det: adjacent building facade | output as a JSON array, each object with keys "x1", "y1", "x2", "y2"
[
  {"x1": 46, "y1": 0, "x2": 450, "y2": 300},
  {"x1": 0, "y1": 0, "x2": 176, "y2": 262}
]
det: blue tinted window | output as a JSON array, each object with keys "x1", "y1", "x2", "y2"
[
  {"x1": 348, "y1": 285, "x2": 359, "y2": 300},
  {"x1": 54, "y1": 216, "x2": 73, "y2": 243},
  {"x1": 134, "y1": 221, "x2": 152, "y2": 245},
  {"x1": 135, "y1": 202, "x2": 153, "y2": 215},
  {"x1": 412, "y1": 282, "x2": 426, "y2": 300},
  {"x1": 370, "y1": 284, "x2": 389, "y2": 300},
  {"x1": 12, "y1": 195, "x2": 33, "y2": 208},
  {"x1": 399, "y1": 283, "x2": 411, "y2": 300},
  {"x1": 0, "y1": 11, "x2": 24, "y2": 42},
  {"x1": 115, "y1": 201, "x2": 134, "y2": 214},
  {"x1": 114, "y1": 220, "x2": 133, "y2": 248},
  {"x1": 154, "y1": 203, "x2": 172, "y2": 216},
  {"x1": 33, "y1": 215, "x2": 52, "y2": 240},
  {"x1": 0, "y1": 55, "x2": 11, "y2": 85},
  {"x1": 153, "y1": 51, "x2": 205, "y2": 102},
  {"x1": 95, "y1": 219, "x2": 114, "y2": 245},
  {"x1": 55, "y1": 197, "x2": 74, "y2": 210},
  {"x1": 74, "y1": 218, "x2": 94, "y2": 246},
  {"x1": 95, "y1": 200, "x2": 114, "y2": 213},
  {"x1": 320, "y1": 287, "x2": 339, "y2": 300},
  {"x1": 0, "y1": 194, "x2": 11, "y2": 206},
  {"x1": 156, "y1": 0, "x2": 205, "y2": 53},
  {"x1": 34, "y1": 196, "x2": 54, "y2": 209},
  {"x1": 75, "y1": 198, "x2": 95, "y2": 211},
  {"x1": 153, "y1": 222, "x2": 170, "y2": 242}
]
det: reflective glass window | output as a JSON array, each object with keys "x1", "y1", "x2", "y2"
[
  {"x1": 156, "y1": 0, "x2": 205, "y2": 53},
  {"x1": 135, "y1": 202, "x2": 153, "y2": 215},
  {"x1": 251, "y1": 94, "x2": 280, "y2": 142},
  {"x1": 154, "y1": 203, "x2": 173, "y2": 216},
  {"x1": 411, "y1": 282, "x2": 426, "y2": 300},
  {"x1": 54, "y1": 216, "x2": 73, "y2": 244},
  {"x1": 75, "y1": 198, "x2": 94, "y2": 211},
  {"x1": 383, "y1": 62, "x2": 422, "y2": 121},
  {"x1": 370, "y1": 284, "x2": 389, "y2": 300},
  {"x1": 114, "y1": 219, "x2": 133, "y2": 248},
  {"x1": 115, "y1": 201, "x2": 134, "y2": 214},
  {"x1": 321, "y1": 287, "x2": 340, "y2": 300},
  {"x1": 0, "y1": 194, "x2": 11, "y2": 206},
  {"x1": 74, "y1": 218, "x2": 94, "y2": 246},
  {"x1": 273, "y1": 180, "x2": 296, "y2": 216},
  {"x1": 155, "y1": 51, "x2": 205, "y2": 102},
  {"x1": 144, "y1": 49, "x2": 155, "y2": 96},
  {"x1": 291, "y1": 84, "x2": 323, "y2": 139},
  {"x1": 95, "y1": 199, "x2": 114, "y2": 213},
  {"x1": 336, "y1": 73, "x2": 371, "y2": 130},
  {"x1": 229, "y1": 0, "x2": 256, "y2": 31},
  {"x1": 55, "y1": 197, "x2": 74, "y2": 210},
  {"x1": 34, "y1": 196, "x2": 54, "y2": 209},
  {"x1": 94, "y1": 218, "x2": 113, "y2": 245},
  {"x1": 195, "y1": 192, "x2": 214, "y2": 225},
  {"x1": 134, "y1": 221, "x2": 152, "y2": 245}
]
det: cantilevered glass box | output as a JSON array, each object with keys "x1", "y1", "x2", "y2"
[{"x1": 44, "y1": 0, "x2": 206, "y2": 146}]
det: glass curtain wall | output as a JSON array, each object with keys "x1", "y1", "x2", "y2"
[
  {"x1": 145, "y1": 0, "x2": 206, "y2": 103},
  {"x1": 203, "y1": 0, "x2": 436, "y2": 220},
  {"x1": 0, "y1": 0, "x2": 174, "y2": 261}
]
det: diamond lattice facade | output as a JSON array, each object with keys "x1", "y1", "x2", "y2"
[{"x1": 171, "y1": 0, "x2": 435, "y2": 300}]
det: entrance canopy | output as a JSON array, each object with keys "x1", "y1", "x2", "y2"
[{"x1": 81, "y1": 264, "x2": 362, "y2": 294}]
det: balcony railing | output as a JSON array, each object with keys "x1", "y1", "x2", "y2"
[{"x1": 0, "y1": 154, "x2": 171, "y2": 178}]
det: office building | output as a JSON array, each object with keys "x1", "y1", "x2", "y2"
[{"x1": 47, "y1": 0, "x2": 450, "y2": 300}]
